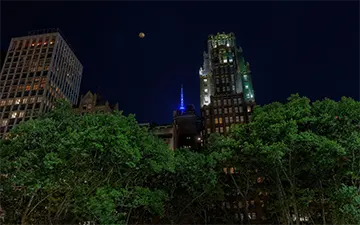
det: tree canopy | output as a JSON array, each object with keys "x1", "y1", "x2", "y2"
[
  {"x1": 0, "y1": 100, "x2": 175, "y2": 224},
  {"x1": 211, "y1": 94, "x2": 360, "y2": 224},
  {"x1": 1, "y1": 95, "x2": 360, "y2": 225}
]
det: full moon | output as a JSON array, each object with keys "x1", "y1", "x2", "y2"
[{"x1": 139, "y1": 32, "x2": 145, "y2": 38}]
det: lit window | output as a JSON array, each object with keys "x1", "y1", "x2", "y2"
[
  {"x1": 207, "y1": 128, "x2": 211, "y2": 133},
  {"x1": 204, "y1": 79, "x2": 207, "y2": 82},
  {"x1": 245, "y1": 85, "x2": 249, "y2": 88},
  {"x1": 226, "y1": 43, "x2": 230, "y2": 47},
  {"x1": 252, "y1": 213, "x2": 256, "y2": 220},
  {"x1": 226, "y1": 126, "x2": 230, "y2": 132},
  {"x1": 220, "y1": 127, "x2": 224, "y2": 133},
  {"x1": 223, "y1": 58, "x2": 228, "y2": 63},
  {"x1": 241, "y1": 116, "x2": 244, "y2": 122},
  {"x1": 247, "y1": 106, "x2": 251, "y2": 112},
  {"x1": 1, "y1": 119, "x2": 8, "y2": 126},
  {"x1": 216, "y1": 127, "x2": 219, "y2": 133},
  {"x1": 229, "y1": 167, "x2": 235, "y2": 174},
  {"x1": 229, "y1": 58, "x2": 233, "y2": 63},
  {"x1": 234, "y1": 99, "x2": 238, "y2": 104},
  {"x1": 19, "y1": 112, "x2": 25, "y2": 118},
  {"x1": 215, "y1": 118, "x2": 218, "y2": 124},
  {"x1": 22, "y1": 98, "x2": 28, "y2": 104},
  {"x1": 204, "y1": 89, "x2": 208, "y2": 93},
  {"x1": 15, "y1": 98, "x2": 21, "y2": 104},
  {"x1": 11, "y1": 112, "x2": 17, "y2": 118},
  {"x1": 236, "y1": 116, "x2": 239, "y2": 122},
  {"x1": 224, "y1": 108, "x2": 228, "y2": 114},
  {"x1": 0, "y1": 100, "x2": 5, "y2": 106},
  {"x1": 7, "y1": 99, "x2": 13, "y2": 105},
  {"x1": 225, "y1": 117, "x2": 229, "y2": 123},
  {"x1": 223, "y1": 167, "x2": 227, "y2": 174},
  {"x1": 235, "y1": 107, "x2": 239, "y2": 113},
  {"x1": 30, "y1": 97, "x2": 35, "y2": 103},
  {"x1": 37, "y1": 97, "x2": 42, "y2": 103},
  {"x1": 232, "y1": 85, "x2": 235, "y2": 91},
  {"x1": 223, "y1": 99, "x2": 227, "y2": 105},
  {"x1": 219, "y1": 118, "x2": 223, "y2": 124}
]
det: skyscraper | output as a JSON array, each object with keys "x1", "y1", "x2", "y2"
[
  {"x1": 199, "y1": 32, "x2": 255, "y2": 136},
  {"x1": 0, "y1": 29, "x2": 83, "y2": 137}
]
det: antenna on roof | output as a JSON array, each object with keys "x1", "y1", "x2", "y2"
[{"x1": 179, "y1": 85, "x2": 185, "y2": 112}]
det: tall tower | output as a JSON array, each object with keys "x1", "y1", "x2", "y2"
[
  {"x1": 200, "y1": 32, "x2": 255, "y2": 136},
  {"x1": 179, "y1": 85, "x2": 185, "y2": 112},
  {"x1": 0, "y1": 29, "x2": 83, "y2": 137}
]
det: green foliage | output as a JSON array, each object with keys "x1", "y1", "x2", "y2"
[
  {"x1": 1, "y1": 95, "x2": 359, "y2": 224},
  {"x1": 330, "y1": 184, "x2": 360, "y2": 224},
  {"x1": 211, "y1": 94, "x2": 360, "y2": 224},
  {"x1": 0, "y1": 100, "x2": 174, "y2": 224}
]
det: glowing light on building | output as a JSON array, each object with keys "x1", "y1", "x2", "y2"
[{"x1": 179, "y1": 85, "x2": 185, "y2": 112}]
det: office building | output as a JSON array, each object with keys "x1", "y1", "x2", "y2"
[
  {"x1": 140, "y1": 86, "x2": 202, "y2": 151},
  {"x1": 173, "y1": 104, "x2": 202, "y2": 150},
  {"x1": 199, "y1": 32, "x2": 255, "y2": 136},
  {"x1": 173, "y1": 86, "x2": 202, "y2": 150},
  {"x1": 0, "y1": 29, "x2": 83, "y2": 137},
  {"x1": 150, "y1": 124, "x2": 176, "y2": 150}
]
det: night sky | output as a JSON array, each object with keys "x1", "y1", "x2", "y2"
[{"x1": 1, "y1": 2, "x2": 359, "y2": 124}]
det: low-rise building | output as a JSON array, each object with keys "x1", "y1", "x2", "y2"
[{"x1": 74, "y1": 91, "x2": 118, "y2": 114}]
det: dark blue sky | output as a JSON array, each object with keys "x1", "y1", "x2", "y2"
[{"x1": 2, "y1": 2, "x2": 359, "y2": 124}]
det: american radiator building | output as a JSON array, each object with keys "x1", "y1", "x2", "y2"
[
  {"x1": 199, "y1": 32, "x2": 255, "y2": 136},
  {"x1": 0, "y1": 29, "x2": 83, "y2": 137}
]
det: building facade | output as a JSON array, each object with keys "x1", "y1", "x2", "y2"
[
  {"x1": 0, "y1": 29, "x2": 83, "y2": 137},
  {"x1": 74, "y1": 91, "x2": 118, "y2": 114},
  {"x1": 173, "y1": 104, "x2": 202, "y2": 150},
  {"x1": 199, "y1": 32, "x2": 255, "y2": 136},
  {"x1": 138, "y1": 123, "x2": 176, "y2": 150},
  {"x1": 150, "y1": 124, "x2": 176, "y2": 150},
  {"x1": 139, "y1": 86, "x2": 202, "y2": 151},
  {"x1": 198, "y1": 33, "x2": 268, "y2": 223}
]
